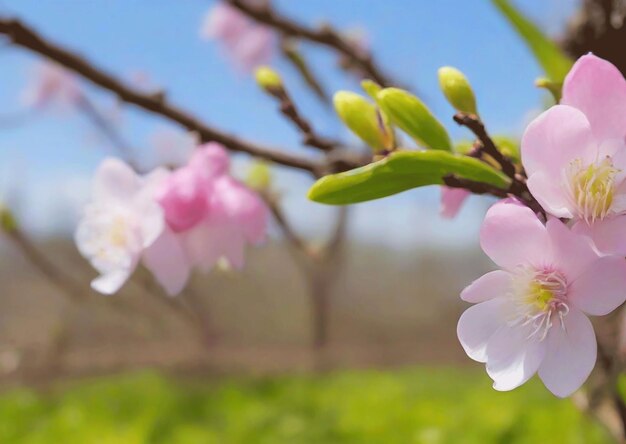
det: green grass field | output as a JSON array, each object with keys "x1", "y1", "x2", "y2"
[{"x1": 0, "y1": 367, "x2": 612, "y2": 444}]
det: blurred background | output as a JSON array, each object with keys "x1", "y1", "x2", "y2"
[{"x1": 0, "y1": 0, "x2": 619, "y2": 442}]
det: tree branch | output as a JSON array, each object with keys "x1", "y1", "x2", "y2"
[
  {"x1": 0, "y1": 17, "x2": 340, "y2": 175},
  {"x1": 453, "y1": 112, "x2": 517, "y2": 179},
  {"x1": 227, "y1": 0, "x2": 393, "y2": 87}
]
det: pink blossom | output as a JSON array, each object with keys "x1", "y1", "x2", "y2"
[
  {"x1": 178, "y1": 173, "x2": 268, "y2": 271},
  {"x1": 22, "y1": 62, "x2": 81, "y2": 109},
  {"x1": 521, "y1": 54, "x2": 626, "y2": 255},
  {"x1": 150, "y1": 143, "x2": 268, "y2": 292},
  {"x1": 156, "y1": 143, "x2": 228, "y2": 233},
  {"x1": 440, "y1": 187, "x2": 469, "y2": 219},
  {"x1": 76, "y1": 145, "x2": 267, "y2": 296},
  {"x1": 457, "y1": 199, "x2": 626, "y2": 397},
  {"x1": 75, "y1": 158, "x2": 166, "y2": 294},
  {"x1": 200, "y1": 2, "x2": 275, "y2": 72},
  {"x1": 200, "y1": 2, "x2": 249, "y2": 42}
]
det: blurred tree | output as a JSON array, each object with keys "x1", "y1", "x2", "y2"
[{"x1": 563, "y1": 0, "x2": 626, "y2": 74}]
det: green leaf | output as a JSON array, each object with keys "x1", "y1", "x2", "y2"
[
  {"x1": 492, "y1": 0, "x2": 572, "y2": 84},
  {"x1": 376, "y1": 88, "x2": 452, "y2": 151},
  {"x1": 307, "y1": 150, "x2": 510, "y2": 205}
]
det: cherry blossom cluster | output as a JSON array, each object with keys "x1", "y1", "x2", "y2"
[
  {"x1": 457, "y1": 54, "x2": 626, "y2": 397},
  {"x1": 75, "y1": 143, "x2": 268, "y2": 296}
]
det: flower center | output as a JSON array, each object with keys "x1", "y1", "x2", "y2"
[
  {"x1": 508, "y1": 267, "x2": 569, "y2": 341},
  {"x1": 108, "y1": 216, "x2": 130, "y2": 248},
  {"x1": 88, "y1": 208, "x2": 142, "y2": 269},
  {"x1": 565, "y1": 157, "x2": 618, "y2": 222}
]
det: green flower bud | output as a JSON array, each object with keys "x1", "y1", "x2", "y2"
[
  {"x1": 246, "y1": 160, "x2": 272, "y2": 191},
  {"x1": 254, "y1": 66, "x2": 283, "y2": 92},
  {"x1": 361, "y1": 79, "x2": 381, "y2": 100},
  {"x1": 333, "y1": 91, "x2": 391, "y2": 151},
  {"x1": 376, "y1": 88, "x2": 452, "y2": 151},
  {"x1": 438, "y1": 66, "x2": 478, "y2": 115}
]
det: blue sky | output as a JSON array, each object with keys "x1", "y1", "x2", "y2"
[{"x1": 0, "y1": 0, "x2": 578, "y2": 247}]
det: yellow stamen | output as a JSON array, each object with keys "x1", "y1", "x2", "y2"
[{"x1": 567, "y1": 157, "x2": 618, "y2": 222}]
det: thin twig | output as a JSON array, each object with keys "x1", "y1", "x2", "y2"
[
  {"x1": 75, "y1": 94, "x2": 139, "y2": 168},
  {"x1": 280, "y1": 38, "x2": 329, "y2": 104},
  {"x1": 264, "y1": 83, "x2": 339, "y2": 152},
  {"x1": 1, "y1": 220, "x2": 85, "y2": 302},
  {"x1": 227, "y1": 0, "x2": 393, "y2": 87}
]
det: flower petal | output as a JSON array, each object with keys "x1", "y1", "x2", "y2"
[
  {"x1": 189, "y1": 143, "x2": 230, "y2": 180},
  {"x1": 91, "y1": 268, "x2": 132, "y2": 295},
  {"x1": 485, "y1": 325, "x2": 547, "y2": 391},
  {"x1": 93, "y1": 158, "x2": 140, "y2": 202},
  {"x1": 569, "y1": 255, "x2": 626, "y2": 316},
  {"x1": 538, "y1": 308, "x2": 596, "y2": 398},
  {"x1": 460, "y1": 270, "x2": 512, "y2": 303},
  {"x1": 213, "y1": 176, "x2": 268, "y2": 245},
  {"x1": 457, "y1": 298, "x2": 507, "y2": 363},
  {"x1": 526, "y1": 172, "x2": 573, "y2": 219},
  {"x1": 521, "y1": 105, "x2": 595, "y2": 179},
  {"x1": 143, "y1": 228, "x2": 190, "y2": 296},
  {"x1": 573, "y1": 216, "x2": 626, "y2": 256},
  {"x1": 546, "y1": 218, "x2": 598, "y2": 281},
  {"x1": 480, "y1": 200, "x2": 551, "y2": 270},
  {"x1": 562, "y1": 54, "x2": 626, "y2": 142}
]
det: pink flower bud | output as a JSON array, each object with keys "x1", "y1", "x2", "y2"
[
  {"x1": 157, "y1": 167, "x2": 209, "y2": 233},
  {"x1": 440, "y1": 187, "x2": 469, "y2": 219},
  {"x1": 188, "y1": 142, "x2": 230, "y2": 180}
]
